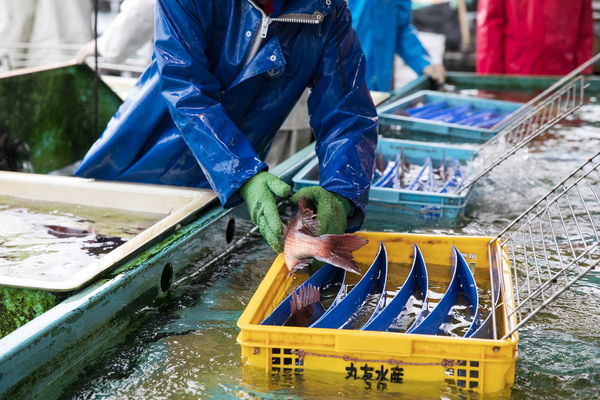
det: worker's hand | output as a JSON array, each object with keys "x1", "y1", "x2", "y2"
[
  {"x1": 240, "y1": 171, "x2": 292, "y2": 253},
  {"x1": 290, "y1": 186, "x2": 353, "y2": 235},
  {"x1": 423, "y1": 64, "x2": 446, "y2": 85},
  {"x1": 75, "y1": 40, "x2": 96, "y2": 64}
]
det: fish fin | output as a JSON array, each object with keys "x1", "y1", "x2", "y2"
[
  {"x1": 400, "y1": 148, "x2": 408, "y2": 171},
  {"x1": 375, "y1": 145, "x2": 386, "y2": 173},
  {"x1": 297, "y1": 196, "x2": 321, "y2": 236},
  {"x1": 290, "y1": 284, "x2": 321, "y2": 315},
  {"x1": 318, "y1": 234, "x2": 368, "y2": 275},
  {"x1": 290, "y1": 259, "x2": 312, "y2": 274}
]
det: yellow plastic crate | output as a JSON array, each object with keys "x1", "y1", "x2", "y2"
[{"x1": 237, "y1": 232, "x2": 519, "y2": 394}]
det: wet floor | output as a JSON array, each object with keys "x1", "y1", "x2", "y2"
[{"x1": 61, "y1": 90, "x2": 600, "y2": 399}]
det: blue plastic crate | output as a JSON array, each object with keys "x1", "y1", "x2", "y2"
[
  {"x1": 292, "y1": 138, "x2": 477, "y2": 220},
  {"x1": 377, "y1": 90, "x2": 525, "y2": 144}
]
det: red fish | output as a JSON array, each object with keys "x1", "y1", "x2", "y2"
[
  {"x1": 283, "y1": 196, "x2": 368, "y2": 275},
  {"x1": 283, "y1": 284, "x2": 325, "y2": 327}
]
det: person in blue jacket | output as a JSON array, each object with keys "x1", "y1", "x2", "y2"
[
  {"x1": 74, "y1": 0, "x2": 378, "y2": 254},
  {"x1": 348, "y1": 0, "x2": 446, "y2": 92}
]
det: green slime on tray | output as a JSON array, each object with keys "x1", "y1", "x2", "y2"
[{"x1": 0, "y1": 287, "x2": 56, "y2": 339}]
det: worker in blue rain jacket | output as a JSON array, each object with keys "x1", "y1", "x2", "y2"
[
  {"x1": 348, "y1": 0, "x2": 446, "y2": 91},
  {"x1": 74, "y1": 0, "x2": 378, "y2": 254}
]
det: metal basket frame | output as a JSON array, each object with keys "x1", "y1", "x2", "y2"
[
  {"x1": 458, "y1": 53, "x2": 600, "y2": 194},
  {"x1": 488, "y1": 153, "x2": 600, "y2": 339}
]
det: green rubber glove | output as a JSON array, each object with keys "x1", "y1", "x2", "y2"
[
  {"x1": 240, "y1": 171, "x2": 291, "y2": 253},
  {"x1": 290, "y1": 186, "x2": 353, "y2": 235}
]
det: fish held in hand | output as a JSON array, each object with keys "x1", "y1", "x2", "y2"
[
  {"x1": 283, "y1": 196, "x2": 368, "y2": 275},
  {"x1": 283, "y1": 284, "x2": 325, "y2": 327}
]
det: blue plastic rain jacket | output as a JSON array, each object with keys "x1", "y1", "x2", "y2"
[
  {"x1": 74, "y1": 0, "x2": 378, "y2": 232},
  {"x1": 348, "y1": 0, "x2": 431, "y2": 91}
]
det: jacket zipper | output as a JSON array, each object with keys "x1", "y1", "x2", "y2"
[{"x1": 244, "y1": 3, "x2": 324, "y2": 67}]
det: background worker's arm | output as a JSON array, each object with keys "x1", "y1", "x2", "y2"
[
  {"x1": 306, "y1": 1, "x2": 378, "y2": 233},
  {"x1": 395, "y1": 0, "x2": 433, "y2": 78},
  {"x1": 154, "y1": 0, "x2": 267, "y2": 208},
  {"x1": 76, "y1": 0, "x2": 155, "y2": 63}
]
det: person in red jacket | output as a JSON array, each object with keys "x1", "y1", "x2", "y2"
[{"x1": 476, "y1": 0, "x2": 594, "y2": 75}]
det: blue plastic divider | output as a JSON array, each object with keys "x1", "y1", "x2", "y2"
[
  {"x1": 408, "y1": 247, "x2": 479, "y2": 336},
  {"x1": 362, "y1": 243, "x2": 429, "y2": 332},
  {"x1": 410, "y1": 101, "x2": 447, "y2": 118},
  {"x1": 311, "y1": 243, "x2": 388, "y2": 329},
  {"x1": 439, "y1": 158, "x2": 463, "y2": 194},
  {"x1": 407, "y1": 156, "x2": 433, "y2": 192},
  {"x1": 470, "y1": 247, "x2": 501, "y2": 339},
  {"x1": 373, "y1": 153, "x2": 400, "y2": 188},
  {"x1": 460, "y1": 248, "x2": 481, "y2": 337},
  {"x1": 260, "y1": 263, "x2": 345, "y2": 326},
  {"x1": 359, "y1": 243, "x2": 389, "y2": 329},
  {"x1": 428, "y1": 104, "x2": 472, "y2": 122},
  {"x1": 405, "y1": 100, "x2": 446, "y2": 116},
  {"x1": 377, "y1": 90, "x2": 525, "y2": 144},
  {"x1": 454, "y1": 109, "x2": 498, "y2": 126}
]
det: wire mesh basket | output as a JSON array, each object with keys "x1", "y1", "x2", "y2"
[
  {"x1": 459, "y1": 53, "x2": 600, "y2": 194},
  {"x1": 490, "y1": 152, "x2": 600, "y2": 340}
]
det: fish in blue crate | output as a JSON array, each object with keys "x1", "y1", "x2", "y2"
[
  {"x1": 473, "y1": 112, "x2": 511, "y2": 128},
  {"x1": 372, "y1": 148, "x2": 464, "y2": 194},
  {"x1": 373, "y1": 148, "x2": 410, "y2": 189},
  {"x1": 438, "y1": 159, "x2": 463, "y2": 194}
]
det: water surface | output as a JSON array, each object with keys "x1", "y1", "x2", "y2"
[{"x1": 63, "y1": 91, "x2": 600, "y2": 399}]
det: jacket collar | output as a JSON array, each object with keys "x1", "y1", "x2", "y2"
[{"x1": 246, "y1": 0, "x2": 341, "y2": 18}]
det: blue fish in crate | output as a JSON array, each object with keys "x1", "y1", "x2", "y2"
[{"x1": 373, "y1": 148, "x2": 410, "y2": 189}]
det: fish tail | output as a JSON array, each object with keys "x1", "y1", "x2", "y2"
[{"x1": 320, "y1": 234, "x2": 368, "y2": 275}]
